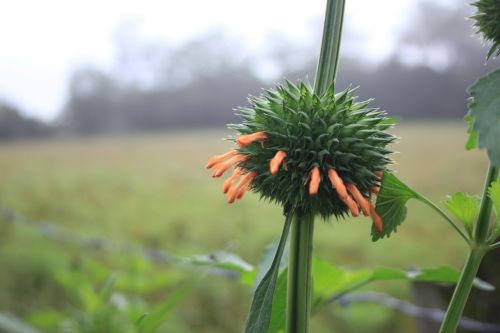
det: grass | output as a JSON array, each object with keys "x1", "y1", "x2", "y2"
[{"x1": 0, "y1": 122, "x2": 490, "y2": 332}]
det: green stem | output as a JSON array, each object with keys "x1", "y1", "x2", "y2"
[
  {"x1": 438, "y1": 248, "x2": 485, "y2": 333},
  {"x1": 438, "y1": 164, "x2": 498, "y2": 333},
  {"x1": 285, "y1": 1, "x2": 346, "y2": 331},
  {"x1": 286, "y1": 213, "x2": 314, "y2": 333},
  {"x1": 313, "y1": 0, "x2": 346, "y2": 96},
  {"x1": 417, "y1": 194, "x2": 470, "y2": 243}
]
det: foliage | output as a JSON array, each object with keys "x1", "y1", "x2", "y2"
[
  {"x1": 372, "y1": 172, "x2": 419, "y2": 241},
  {"x1": 466, "y1": 68, "x2": 500, "y2": 166},
  {"x1": 244, "y1": 214, "x2": 292, "y2": 333},
  {"x1": 444, "y1": 192, "x2": 480, "y2": 237}
]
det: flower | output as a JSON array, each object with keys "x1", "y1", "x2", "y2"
[
  {"x1": 206, "y1": 81, "x2": 396, "y2": 233},
  {"x1": 472, "y1": 0, "x2": 500, "y2": 59}
]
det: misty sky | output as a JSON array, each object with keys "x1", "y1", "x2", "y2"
[{"x1": 0, "y1": 0, "x2": 455, "y2": 120}]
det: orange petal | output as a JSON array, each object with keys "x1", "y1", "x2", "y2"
[
  {"x1": 236, "y1": 185, "x2": 250, "y2": 200},
  {"x1": 227, "y1": 172, "x2": 257, "y2": 203},
  {"x1": 211, "y1": 154, "x2": 248, "y2": 178},
  {"x1": 346, "y1": 184, "x2": 371, "y2": 216},
  {"x1": 371, "y1": 187, "x2": 380, "y2": 194},
  {"x1": 270, "y1": 151, "x2": 287, "y2": 175},
  {"x1": 342, "y1": 195, "x2": 360, "y2": 217},
  {"x1": 308, "y1": 167, "x2": 321, "y2": 196},
  {"x1": 206, "y1": 150, "x2": 238, "y2": 169},
  {"x1": 369, "y1": 203, "x2": 384, "y2": 233},
  {"x1": 236, "y1": 131, "x2": 268, "y2": 147},
  {"x1": 222, "y1": 168, "x2": 243, "y2": 193},
  {"x1": 327, "y1": 169, "x2": 348, "y2": 200}
]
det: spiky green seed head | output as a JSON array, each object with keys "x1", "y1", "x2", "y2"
[
  {"x1": 230, "y1": 80, "x2": 396, "y2": 218},
  {"x1": 472, "y1": 0, "x2": 500, "y2": 59}
]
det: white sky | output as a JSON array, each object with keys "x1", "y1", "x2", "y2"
[{"x1": 0, "y1": 0, "x2": 417, "y2": 120}]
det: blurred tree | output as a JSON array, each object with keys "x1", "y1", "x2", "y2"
[
  {"x1": 58, "y1": 0, "x2": 500, "y2": 135},
  {"x1": 0, "y1": 102, "x2": 53, "y2": 140}
]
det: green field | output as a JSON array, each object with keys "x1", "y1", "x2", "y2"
[{"x1": 0, "y1": 123, "x2": 490, "y2": 332}]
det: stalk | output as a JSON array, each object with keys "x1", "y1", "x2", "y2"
[
  {"x1": 438, "y1": 165, "x2": 498, "y2": 333},
  {"x1": 286, "y1": 213, "x2": 314, "y2": 333},
  {"x1": 286, "y1": 1, "x2": 346, "y2": 332},
  {"x1": 438, "y1": 247, "x2": 485, "y2": 333},
  {"x1": 313, "y1": 0, "x2": 346, "y2": 96}
]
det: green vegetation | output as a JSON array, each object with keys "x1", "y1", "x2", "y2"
[{"x1": 0, "y1": 123, "x2": 489, "y2": 332}]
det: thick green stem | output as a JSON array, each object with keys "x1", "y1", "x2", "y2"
[
  {"x1": 438, "y1": 248, "x2": 485, "y2": 333},
  {"x1": 285, "y1": 1, "x2": 346, "y2": 332},
  {"x1": 439, "y1": 164, "x2": 498, "y2": 333},
  {"x1": 286, "y1": 213, "x2": 314, "y2": 333},
  {"x1": 313, "y1": 0, "x2": 346, "y2": 96}
]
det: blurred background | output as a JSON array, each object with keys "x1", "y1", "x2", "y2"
[{"x1": 0, "y1": 0, "x2": 499, "y2": 332}]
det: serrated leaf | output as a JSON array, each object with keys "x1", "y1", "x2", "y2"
[
  {"x1": 464, "y1": 114, "x2": 478, "y2": 150},
  {"x1": 444, "y1": 192, "x2": 480, "y2": 237},
  {"x1": 372, "y1": 172, "x2": 420, "y2": 241},
  {"x1": 244, "y1": 214, "x2": 292, "y2": 333},
  {"x1": 467, "y1": 68, "x2": 500, "y2": 166}
]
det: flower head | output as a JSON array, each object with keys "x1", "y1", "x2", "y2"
[
  {"x1": 472, "y1": 0, "x2": 500, "y2": 59},
  {"x1": 206, "y1": 81, "x2": 396, "y2": 232}
]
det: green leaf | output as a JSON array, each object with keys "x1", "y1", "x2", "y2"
[
  {"x1": 490, "y1": 178, "x2": 500, "y2": 219},
  {"x1": 252, "y1": 239, "x2": 289, "y2": 290},
  {"x1": 268, "y1": 269, "x2": 288, "y2": 333},
  {"x1": 97, "y1": 273, "x2": 118, "y2": 305},
  {"x1": 137, "y1": 279, "x2": 196, "y2": 333},
  {"x1": 183, "y1": 250, "x2": 255, "y2": 284},
  {"x1": 489, "y1": 178, "x2": 500, "y2": 238},
  {"x1": 464, "y1": 114, "x2": 478, "y2": 150},
  {"x1": 244, "y1": 214, "x2": 293, "y2": 333},
  {"x1": 372, "y1": 172, "x2": 420, "y2": 241},
  {"x1": 467, "y1": 68, "x2": 500, "y2": 166},
  {"x1": 444, "y1": 192, "x2": 480, "y2": 237},
  {"x1": 411, "y1": 266, "x2": 494, "y2": 291},
  {"x1": 312, "y1": 259, "x2": 494, "y2": 311}
]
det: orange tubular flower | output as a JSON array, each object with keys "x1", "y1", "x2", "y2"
[
  {"x1": 269, "y1": 151, "x2": 287, "y2": 175},
  {"x1": 222, "y1": 168, "x2": 243, "y2": 193},
  {"x1": 308, "y1": 167, "x2": 321, "y2": 196},
  {"x1": 236, "y1": 131, "x2": 268, "y2": 147},
  {"x1": 205, "y1": 150, "x2": 238, "y2": 169},
  {"x1": 227, "y1": 172, "x2": 257, "y2": 203},
  {"x1": 211, "y1": 154, "x2": 248, "y2": 178},
  {"x1": 369, "y1": 202, "x2": 384, "y2": 233},
  {"x1": 342, "y1": 195, "x2": 360, "y2": 217},
  {"x1": 346, "y1": 184, "x2": 371, "y2": 216},
  {"x1": 327, "y1": 169, "x2": 348, "y2": 200}
]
